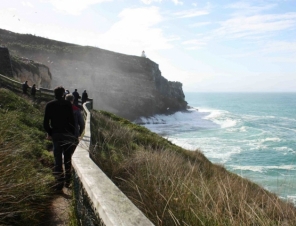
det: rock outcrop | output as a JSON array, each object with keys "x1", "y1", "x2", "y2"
[
  {"x1": 0, "y1": 29, "x2": 187, "y2": 120},
  {"x1": 0, "y1": 46, "x2": 52, "y2": 88},
  {"x1": 10, "y1": 56, "x2": 52, "y2": 88},
  {"x1": 0, "y1": 47, "x2": 13, "y2": 77}
]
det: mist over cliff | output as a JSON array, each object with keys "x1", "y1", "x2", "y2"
[{"x1": 0, "y1": 29, "x2": 187, "y2": 120}]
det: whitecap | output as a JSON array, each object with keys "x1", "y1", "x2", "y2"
[
  {"x1": 230, "y1": 165, "x2": 265, "y2": 173},
  {"x1": 274, "y1": 147, "x2": 294, "y2": 152},
  {"x1": 220, "y1": 119, "x2": 237, "y2": 128},
  {"x1": 230, "y1": 165, "x2": 296, "y2": 173},
  {"x1": 287, "y1": 196, "x2": 296, "y2": 205},
  {"x1": 261, "y1": 137, "x2": 281, "y2": 143}
]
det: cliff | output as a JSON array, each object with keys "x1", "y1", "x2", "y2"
[
  {"x1": 0, "y1": 46, "x2": 52, "y2": 88},
  {"x1": 0, "y1": 29, "x2": 187, "y2": 120},
  {"x1": 0, "y1": 47, "x2": 13, "y2": 77},
  {"x1": 10, "y1": 55, "x2": 52, "y2": 88}
]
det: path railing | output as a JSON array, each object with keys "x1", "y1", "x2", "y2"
[
  {"x1": 0, "y1": 74, "x2": 93, "y2": 107},
  {"x1": 0, "y1": 73, "x2": 153, "y2": 225},
  {"x1": 73, "y1": 103, "x2": 153, "y2": 225},
  {"x1": 0, "y1": 73, "x2": 54, "y2": 101}
]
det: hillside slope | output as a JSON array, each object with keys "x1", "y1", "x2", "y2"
[
  {"x1": 0, "y1": 29, "x2": 187, "y2": 120},
  {"x1": 0, "y1": 88, "x2": 55, "y2": 225},
  {"x1": 90, "y1": 110, "x2": 296, "y2": 225}
]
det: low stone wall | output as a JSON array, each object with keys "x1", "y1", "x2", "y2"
[{"x1": 72, "y1": 102, "x2": 154, "y2": 226}]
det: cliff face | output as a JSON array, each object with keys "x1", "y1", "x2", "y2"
[
  {"x1": 0, "y1": 29, "x2": 187, "y2": 120},
  {"x1": 0, "y1": 46, "x2": 52, "y2": 88},
  {"x1": 11, "y1": 56, "x2": 52, "y2": 88},
  {"x1": 0, "y1": 47, "x2": 13, "y2": 77}
]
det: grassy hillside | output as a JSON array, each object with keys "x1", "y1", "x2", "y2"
[
  {"x1": 90, "y1": 110, "x2": 296, "y2": 226},
  {"x1": 0, "y1": 88, "x2": 55, "y2": 225}
]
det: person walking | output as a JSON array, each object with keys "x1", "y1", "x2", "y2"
[
  {"x1": 81, "y1": 90, "x2": 88, "y2": 104},
  {"x1": 22, "y1": 81, "x2": 29, "y2": 94},
  {"x1": 31, "y1": 84, "x2": 36, "y2": 98},
  {"x1": 43, "y1": 86, "x2": 75, "y2": 191},
  {"x1": 72, "y1": 89, "x2": 80, "y2": 106},
  {"x1": 65, "y1": 93, "x2": 85, "y2": 187}
]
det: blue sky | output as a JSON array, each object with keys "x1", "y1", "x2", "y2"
[{"x1": 1, "y1": 0, "x2": 295, "y2": 92}]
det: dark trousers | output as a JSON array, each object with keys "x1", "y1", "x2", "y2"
[{"x1": 52, "y1": 133, "x2": 76, "y2": 189}]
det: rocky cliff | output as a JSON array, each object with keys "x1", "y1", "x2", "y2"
[
  {"x1": 10, "y1": 55, "x2": 52, "y2": 88},
  {"x1": 0, "y1": 29, "x2": 187, "y2": 120},
  {"x1": 0, "y1": 47, "x2": 13, "y2": 77},
  {"x1": 0, "y1": 46, "x2": 52, "y2": 88}
]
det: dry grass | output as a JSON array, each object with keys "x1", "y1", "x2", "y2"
[
  {"x1": 0, "y1": 88, "x2": 55, "y2": 225},
  {"x1": 90, "y1": 110, "x2": 296, "y2": 226}
]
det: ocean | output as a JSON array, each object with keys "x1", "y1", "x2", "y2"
[{"x1": 141, "y1": 92, "x2": 296, "y2": 205}]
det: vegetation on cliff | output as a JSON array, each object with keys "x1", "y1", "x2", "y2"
[
  {"x1": 0, "y1": 88, "x2": 55, "y2": 225},
  {"x1": 90, "y1": 110, "x2": 296, "y2": 226}
]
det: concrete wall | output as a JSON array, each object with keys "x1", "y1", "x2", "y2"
[{"x1": 72, "y1": 102, "x2": 154, "y2": 226}]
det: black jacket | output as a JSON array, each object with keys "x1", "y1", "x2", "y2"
[
  {"x1": 43, "y1": 98, "x2": 75, "y2": 136},
  {"x1": 82, "y1": 92, "x2": 88, "y2": 102}
]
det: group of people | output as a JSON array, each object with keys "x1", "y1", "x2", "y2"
[
  {"x1": 23, "y1": 80, "x2": 89, "y2": 106},
  {"x1": 22, "y1": 80, "x2": 36, "y2": 97},
  {"x1": 43, "y1": 86, "x2": 88, "y2": 190},
  {"x1": 64, "y1": 88, "x2": 88, "y2": 106}
]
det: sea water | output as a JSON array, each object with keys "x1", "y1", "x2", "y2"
[{"x1": 141, "y1": 92, "x2": 296, "y2": 205}]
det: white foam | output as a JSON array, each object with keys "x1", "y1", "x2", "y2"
[
  {"x1": 140, "y1": 109, "x2": 219, "y2": 132},
  {"x1": 199, "y1": 108, "x2": 239, "y2": 129},
  {"x1": 261, "y1": 137, "x2": 281, "y2": 143},
  {"x1": 287, "y1": 196, "x2": 296, "y2": 205},
  {"x1": 220, "y1": 119, "x2": 237, "y2": 128},
  {"x1": 274, "y1": 147, "x2": 294, "y2": 152},
  {"x1": 231, "y1": 165, "x2": 265, "y2": 173},
  {"x1": 230, "y1": 165, "x2": 296, "y2": 173}
]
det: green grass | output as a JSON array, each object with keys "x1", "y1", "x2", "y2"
[
  {"x1": 0, "y1": 88, "x2": 55, "y2": 225},
  {"x1": 90, "y1": 110, "x2": 296, "y2": 226}
]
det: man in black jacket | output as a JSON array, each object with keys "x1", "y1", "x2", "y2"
[
  {"x1": 43, "y1": 86, "x2": 75, "y2": 191},
  {"x1": 81, "y1": 90, "x2": 88, "y2": 104},
  {"x1": 22, "y1": 81, "x2": 29, "y2": 94},
  {"x1": 72, "y1": 89, "x2": 80, "y2": 106}
]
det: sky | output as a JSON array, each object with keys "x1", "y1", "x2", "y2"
[{"x1": 1, "y1": 0, "x2": 296, "y2": 92}]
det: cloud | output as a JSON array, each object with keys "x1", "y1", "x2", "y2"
[
  {"x1": 262, "y1": 41, "x2": 296, "y2": 53},
  {"x1": 140, "y1": 0, "x2": 182, "y2": 5},
  {"x1": 171, "y1": 0, "x2": 183, "y2": 5},
  {"x1": 174, "y1": 8, "x2": 209, "y2": 18},
  {"x1": 45, "y1": 0, "x2": 112, "y2": 15},
  {"x1": 182, "y1": 39, "x2": 207, "y2": 50},
  {"x1": 189, "y1": 21, "x2": 211, "y2": 27},
  {"x1": 141, "y1": 0, "x2": 162, "y2": 4},
  {"x1": 22, "y1": 1, "x2": 34, "y2": 7},
  {"x1": 96, "y1": 7, "x2": 173, "y2": 55},
  {"x1": 226, "y1": 2, "x2": 277, "y2": 15},
  {"x1": 215, "y1": 13, "x2": 296, "y2": 39}
]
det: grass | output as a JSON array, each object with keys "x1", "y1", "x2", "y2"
[
  {"x1": 0, "y1": 88, "x2": 56, "y2": 225},
  {"x1": 90, "y1": 110, "x2": 296, "y2": 226}
]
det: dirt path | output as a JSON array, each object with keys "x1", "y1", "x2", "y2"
[{"x1": 41, "y1": 187, "x2": 72, "y2": 226}]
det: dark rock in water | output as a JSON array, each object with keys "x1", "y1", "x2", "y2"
[{"x1": 0, "y1": 28, "x2": 187, "y2": 120}]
